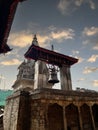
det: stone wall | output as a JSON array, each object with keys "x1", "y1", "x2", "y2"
[
  {"x1": 3, "y1": 91, "x2": 30, "y2": 130},
  {"x1": 30, "y1": 88, "x2": 98, "y2": 130},
  {"x1": 30, "y1": 99, "x2": 47, "y2": 130},
  {"x1": 3, "y1": 88, "x2": 98, "y2": 130},
  {"x1": 4, "y1": 97, "x2": 19, "y2": 130}
]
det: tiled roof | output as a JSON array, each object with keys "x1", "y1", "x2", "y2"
[{"x1": 0, "y1": 90, "x2": 13, "y2": 106}]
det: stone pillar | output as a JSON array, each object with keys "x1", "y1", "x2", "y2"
[
  {"x1": 90, "y1": 105, "x2": 96, "y2": 130},
  {"x1": 4, "y1": 98, "x2": 18, "y2": 130},
  {"x1": 60, "y1": 65, "x2": 72, "y2": 90},
  {"x1": 34, "y1": 61, "x2": 39, "y2": 89},
  {"x1": 3, "y1": 90, "x2": 30, "y2": 130},
  {"x1": 63, "y1": 106, "x2": 67, "y2": 130},
  {"x1": 34, "y1": 60, "x2": 52, "y2": 89},
  {"x1": 45, "y1": 105, "x2": 49, "y2": 130},
  {"x1": 78, "y1": 106, "x2": 83, "y2": 130}
]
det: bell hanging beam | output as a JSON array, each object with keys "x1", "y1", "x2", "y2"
[{"x1": 25, "y1": 44, "x2": 78, "y2": 67}]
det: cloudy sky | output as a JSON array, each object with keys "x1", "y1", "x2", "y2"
[{"x1": 0, "y1": 0, "x2": 98, "y2": 91}]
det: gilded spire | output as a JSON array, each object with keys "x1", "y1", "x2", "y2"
[{"x1": 32, "y1": 34, "x2": 39, "y2": 46}]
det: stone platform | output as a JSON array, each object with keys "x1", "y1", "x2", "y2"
[{"x1": 3, "y1": 88, "x2": 98, "y2": 130}]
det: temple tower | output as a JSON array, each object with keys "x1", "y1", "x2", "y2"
[
  {"x1": 4, "y1": 35, "x2": 98, "y2": 130},
  {"x1": 6, "y1": 35, "x2": 96, "y2": 130}
]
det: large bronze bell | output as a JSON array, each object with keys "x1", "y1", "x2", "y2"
[{"x1": 48, "y1": 67, "x2": 59, "y2": 84}]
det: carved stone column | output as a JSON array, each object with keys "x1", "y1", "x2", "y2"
[
  {"x1": 63, "y1": 106, "x2": 67, "y2": 130},
  {"x1": 78, "y1": 106, "x2": 83, "y2": 130},
  {"x1": 90, "y1": 105, "x2": 96, "y2": 130}
]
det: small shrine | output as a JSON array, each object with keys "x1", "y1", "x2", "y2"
[{"x1": 3, "y1": 35, "x2": 98, "y2": 130}]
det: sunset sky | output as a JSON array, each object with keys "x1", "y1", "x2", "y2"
[{"x1": 0, "y1": 0, "x2": 98, "y2": 91}]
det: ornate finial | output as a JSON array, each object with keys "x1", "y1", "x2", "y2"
[
  {"x1": 32, "y1": 34, "x2": 39, "y2": 46},
  {"x1": 51, "y1": 44, "x2": 54, "y2": 51},
  {"x1": 33, "y1": 34, "x2": 37, "y2": 41}
]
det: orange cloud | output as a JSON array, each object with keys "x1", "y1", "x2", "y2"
[
  {"x1": 1, "y1": 59, "x2": 21, "y2": 66},
  {"x1": 83, "y1": 27, "x2": 98, "y2": 36},
  {"x1": 93, "y1": 80, "x2": 98, "y2": 87},
  {"x1": 8, "y1": 31, "x2": 32, "y2": 47},
  {"x1": 88, "y1": 55, "x2": 98, "y2": 63},
  {"x1": 83, "y1": 67, "x2": 98, "y2": 74}
]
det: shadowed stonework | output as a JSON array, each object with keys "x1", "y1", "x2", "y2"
[{"x1": 4, "y1": 88, "x2": 98, "y2": 130}]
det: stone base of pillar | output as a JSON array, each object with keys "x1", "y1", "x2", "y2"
[{"x1": 3, "y1": 90, "x2": 30, "y2": 130}]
